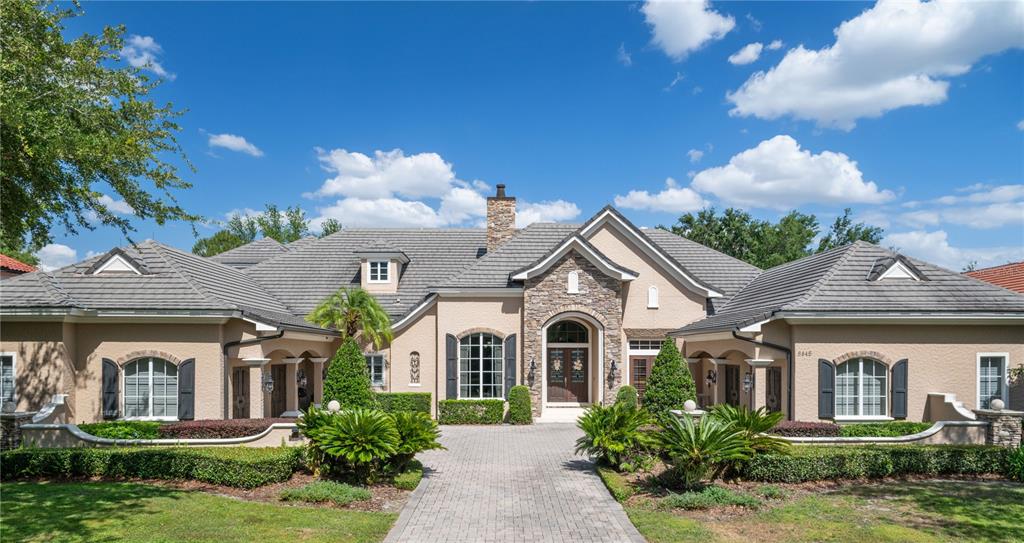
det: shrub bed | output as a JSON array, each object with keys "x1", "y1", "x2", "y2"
[
  {"x1": 0, "y1": 446, "x2": 303, "y2": 488},
  {"x1": 838, "y1": 421, "x2": 932, "y2": 437},
  {"x1": 437, "y1": 399, "x2": 504, "y2": 424},
  {"x1": 377, "y1": 392, "x2": 431, "y2": 414},
  {"x1": 768, "y1": 421, "x2": 840, "y2": 437},
  {"x1": 280, "y1": 480, "x2": 371, "y2": 505},
  {"x1": 661, "y1": 486, "x2": 761, "y2": 510},
  {"x1": 157, "y1": 418, "x2": 294, "y2": 439},
  {"x1": 742, "y1": 445, "x2": 1011, "y2": 483},
  {"x1": 78, "y1": 421, "x2": 162, "y2": 440},
  {"x1": 507, "y1": 386, "x2": 532, "y2": 425}
]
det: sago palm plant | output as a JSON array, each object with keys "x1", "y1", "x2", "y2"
[
  {"x1": 575, "y1": 402, "x2": 657, "y2": 471},
  {"x1": 307, "y1": 287, "x2": 393, "y2": 349},
  {"x1": 708, "y1": 404, "x2": 789, "y2": 455},
  {"x1": 658, "y1": 414, "x2": 752, "y2": 490}
]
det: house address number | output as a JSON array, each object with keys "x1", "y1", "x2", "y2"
[{"x1": 797, "y1": 350, "x2": 813, "y2": 358}]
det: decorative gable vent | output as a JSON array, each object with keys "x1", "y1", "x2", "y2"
[
  {"x1": 87, "y1": 248, "x2": 145, "y2": 276},
  {"x1": 567, "y1": 271, "x2": 579, "y2": 294},
  {"x1": 867, "y1": 256, "x2": 924, "y2": 282}
]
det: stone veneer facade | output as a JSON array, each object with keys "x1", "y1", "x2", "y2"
[
  {"x1": 973, "y1": 409, "x2": 1024, "y2": 448},
  {"x1": 523, "y1": 252, "x2": 625, "y2": 416},
  {"x1": 486, "y1": 192, "x2": 516, "y2": 253}
]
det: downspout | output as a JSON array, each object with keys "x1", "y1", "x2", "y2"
[
  {"x1": 222, "y1": 330, "x2": 284, "y2": 418},
  {"x1": 731, "y1": 330, "x2": 794, "y2": 421}
]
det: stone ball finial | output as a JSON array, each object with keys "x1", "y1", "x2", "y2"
[
  {"x1": 327, "y1": 400, "x2": 341, "y2": 412},
  {"x1": 683, "y1": 400, "x2": 697, "y2": 412},
  {"x1": 990, "y1": 398, "x2": 1005, "y2": 411}
]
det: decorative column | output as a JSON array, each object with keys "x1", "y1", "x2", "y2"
[
  {"x1": 708, "y1": 359, "x2": 727, "y2": 406},
  {"x1": 242, "y1": 358, "x2": 270, "y2": 419},
  {"x1": 746, "y1": 359, "x2": 773, "y2": 411},
  {"x1": 310, "y1": 358, "x2": 327, "y2": 408},
  {"x1": 281, "y1": 358, "x2": 304, "y2": 417},
  {"x1": 973, "y1": 405, "x2": 1023, "y2": 448}
]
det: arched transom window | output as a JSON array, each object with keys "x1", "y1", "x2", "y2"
[
  {"x1": 836, "y1": 357, "x2": 887, "y2": 417},
  {"x1": 547, "y1": 321, "x2": 588, "y2": 344},
  {"x1": 124, "y1": 357, "x2": 178, "y2": 418},
  {"x1": 459, "y1": 333, "x2": 503, "y2": 399}
]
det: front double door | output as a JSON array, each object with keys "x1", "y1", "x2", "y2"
[{"x1": 547, "y1": 347, "x2": 588, "y2": 403}]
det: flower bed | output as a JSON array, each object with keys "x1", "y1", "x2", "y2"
[{"x1": 157, "y1": 418, "x2": 295, "y2": 439}]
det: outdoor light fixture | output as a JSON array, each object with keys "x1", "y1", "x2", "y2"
[
  {"x1": 261, "y1": 368, "x2": 274, "y2": 394},
  {"x1": 705, "y1": 369, "x2": 717, "y2": 388},
  {"x1": 743, "y1": 371, "x2": 753, "y2": 393},
  {"x1": 529, "y1": 358, "x2": 537, "y2": 372}
]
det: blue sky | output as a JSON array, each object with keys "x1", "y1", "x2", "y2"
[{"x1": 38, "y1": 1, "x2": 1024, "y2": 272}]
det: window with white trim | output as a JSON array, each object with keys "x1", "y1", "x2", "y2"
[
  {"x1": 835, "y1": 358, "x2": 887, "y2": 417},
  {"x1": 368, "y1": 260, "x2": 390, "y2": 283},
  {"x1": 459, "y1": 333, "x2": 503, "y2": 399},
  {"x1": 628, "y1": 339, "x2": 663, "y2": 351},
  {"x1": 978, "y1": 354, "x2": 1007, "y2": 409},
  {"x1": 647, "y1": 285, "x2": 659, "y2": 308},
  {"x1": 124, "y1": 358, "x2": 178, "y2": 418},
  {"x1": 365, "y1": 354, "x2": 386, "y2": 386},
  {"x1": 0, "y1": 354, "x2": 15, "y2": 409}
]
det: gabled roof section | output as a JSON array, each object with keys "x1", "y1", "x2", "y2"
[
  {"x1": 209, "y1": 237, "x2": 290, "y2": 270},
  {"x1": 867, "y1": 255, "x2": 924, "y2": 281},
  {"x1": 966, "y1": 261, "x2": 1024, "y2": 293},
  {"x1": 674, "y1": 241, "x2": 1024, "y2": 335},
  {"x1": 510, "y1": 234, "x2": 638, "y2": 281},
  {"x1": 576, "y1": 206, "x2": 723, "y2": 298},
  {"x1": 85, "y1": 247, "x2": 148, "y2": 275},
  {"x1": 354, "y1": 241, "x2": 410, "y2": 264},
  {"x1": 0, "y1": 255, "x2": 36, "y2": 274}
]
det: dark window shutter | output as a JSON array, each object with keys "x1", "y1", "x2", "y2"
[
  {"x1": 891, "y1": 359, "x2": 908, "y2": 419},
  {"x1": 504, "y1": 334, "x2": 517, "y2": 397},
  {"x1": 818, "y1": 359, "x2": 835, "y2": 419},
  {"x1": 446, "y1": 334, "x2": 458, "y2": 400},
  {"x1": 178, "y1": 358, "x2": 196, "y2": 420},
  {"x1": 102, "y1": 359, "x2": 119, "y2": 420}
]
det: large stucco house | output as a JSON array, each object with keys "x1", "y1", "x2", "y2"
[{"x1": 2, "y1": 185, "x2": 1022, "y2": 423}]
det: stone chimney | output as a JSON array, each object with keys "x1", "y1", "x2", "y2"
[{"x1": 486, "y1": 184, "x2": 516, "y2": 252}]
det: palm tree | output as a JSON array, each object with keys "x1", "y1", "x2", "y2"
[{"x1": 307, "y1": 287, "x2": 393, "y2": 349}]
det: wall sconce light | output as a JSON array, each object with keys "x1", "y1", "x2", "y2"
[
  {"x1": 743, "y1": 371, "x2": 753, "y2": 393},
  {"x1": 261, "y1": 368, "x2": 275, "y2": 394},
  {"x1": 529, "y1": 358, "x2": 537, "y2": 372},
  {"x1": 705, "y1": 369, "x2": 717, "y2": 389},
  {"x1": 608, "y1": 359, "x2": 618, "y2": 386}
]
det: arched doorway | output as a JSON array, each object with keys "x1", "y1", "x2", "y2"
[{"x1": 542, "y1": 314, "x2": 603, "y2": 406}]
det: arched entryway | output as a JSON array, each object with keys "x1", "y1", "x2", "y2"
[{"x1": 541, "y1": 313, "x2": 604, "y2": 407}]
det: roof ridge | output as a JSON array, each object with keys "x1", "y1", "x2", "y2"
[
  {"x1": 39, "y1": 271, "x2": 78, "y2": 307},
  {"x1": 783, "y1": 243, "x2": 861, "y2": 311},
  {"x1": 646, "y1": 228, "x2": 762, "y2": 272},
  {"x1": 148, "y1": 242, "x2": 240, "y2": 310}
]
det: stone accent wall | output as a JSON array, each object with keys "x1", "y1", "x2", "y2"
[
  {"x1": 1, "y1": 412, "x2": 35, "y2": 450},
  {"x1": 523, "y1": 252, "x2": 624, "y2": 416},
  {"x1": 486, "y1": 196, "x2": 516, "y2": 252},
  {"x1": 973, "y1": 409, "x2": 1023, "y2": 448}
]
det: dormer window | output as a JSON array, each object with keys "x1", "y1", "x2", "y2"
[
  {"x1": 868, "y1": 256, "x2": 924, "y2": 282},
  {"x1": 368, "y1": 260, "x2": 390, "y2": 283},
  {"x1": 87, "y1": 248, "x2": 145, "y2": 276}
]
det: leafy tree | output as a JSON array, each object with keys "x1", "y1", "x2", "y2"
[
  {"x1": 962, "y1": 261, "x2": 978, "y2": 273},
  {"x1": 321, "y1": 338, "x2": 378, "y2": 410},
  {"x1": 1, "y1": 0, "x2": 198, "y2": 255},
  {"x1": 320, "y1": 218, "x2": 342, "y2": 238},
  {"x1": 642, "y1": 339, "x2": 696, "y2": 420},
  {"x1": 192, "y1": 230, "x2": 246, "y2": 257},
  {"x1": 192, "y1": 204, "x2": 309, "y2": 256},
  {"x1": 0, "y1": 247, "x2": 39, "y2": 266},
  {"x1": 257, "y1": 204, "x2": 309, "y2": 244},
  {"x1": 226, "y1": 214, "x2": 259, "y2": 242},
  {"x1": 307, "y1": 287, "x2": 393, "y2": 349},
  {"x1": 817, "y1": 208, "x2": 884, "y2": 252}
]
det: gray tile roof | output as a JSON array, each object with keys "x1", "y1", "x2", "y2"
[
  {"x1": 209, "y1": 237, "x2": 290, "y2": 269},
  {"x1": 675, "y1": 241, "x2": 1024, "y2": 334},
  {"x1": 442, "y1": 223, "x2": 579, "y2": 288}
]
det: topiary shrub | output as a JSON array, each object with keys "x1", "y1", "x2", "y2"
[
  {"x1": 507, "y1": 386, "x2": 532, "y2": 425},
  {"x1": 376, "y1": 392, "x2": 431, "y2": 414},
  {"x1": 614, "y1": 385, "x2": 638, "y2": 409},
  {"x1": 642, "y1": 339, "x2": 696, "y2": 420},
  {"x1": 437, "y1": 400, "x2": 504, "y2": 424},
  {"x1": 323, "y1": 337, "x2": 378, "y2": 410}
]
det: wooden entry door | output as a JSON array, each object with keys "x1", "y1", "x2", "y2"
[
  {"x1": 724, "y1": 365, "x2": 740, "y2": 406},
  {"x1": 232, "y1": 367, "x2": 249, "y2": 419},
  {"x1": 270, "y1": 365, "x2": 287, "y2": 417},
  {"x1": 547, "y1": 347, "x2": 588, "y2": 402},
  {"x1": 629, "y1": 356, "x2": 651, "y2": 404},
  {"x1": 766, "y1": 367, "x2": 782, "y2": 413}
]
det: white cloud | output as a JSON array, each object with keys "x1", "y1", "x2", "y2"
[
  {"x1": 687, "y1": 149, "x2": 704, "y2": 163},
  {"x1": 617, "y1": 43, "x2": 632, "y2": 67},
  {"x1": 663, "y1": 72, "x2": 685, "y2": 92},
  {"x1": 690, "y1": 135, "x2": 895, "y2": 209},
  {"x1": 614, "y1": 178, "x2": 708, "y2": 214},
  {"x1": 208, "y1": 133, "x2": 264, "y2": 157},
  {"x1": 310, "y1": 148, "x2": 455, "y2": 199},
  {"x1": 313, "y1": 198, "x2": 446, "y2": 229},
  {"x1": 439, "y1": 186, "x2": 487, "y2": 224},
  {"x1": 767, "y1": 39, "x2": 784, "y2": 50},
  {"x1": 1018, "y1": 119, "x2": 1024, "y2": 131},
  {"x1": 883, "y1": 230, "x2": 1024, "y2": 271},
  {"x1": 120, "y1": 35, "x2": 175, "y2": 80},
  {"x1": 745, "y1": 13, "x2": 762, "y2": 32},
  {"x1": 896, "y1": 184, "x2": 1024, "y2": 230},
  {"x1": 898, "y1": 210, "x2": 941, "y2": 228},
  {"x1": 642, "y1": 0, "x2": 735, "y2": 61},
  {"x1": 942, "y1": 202, "x2": 1024, "y2": 229},
  {"x1": 35, "y1": 244, "x2": 78, "y2": 272},
  {"x1": 97, "y1": 194, "x2": 134, "y2": 215},
  {"x1": 516, "y1": 200, "x2": 581, "y2": 228},
  {"x1": 727, "y1": 0, "x2": 1024, "y2": 130},
  {"x1": 728, "y1": 42, "x2": 763, "y2": 65}
]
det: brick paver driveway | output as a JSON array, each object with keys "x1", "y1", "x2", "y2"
[{"x1": 384, "y1": 424, "x2": 644, "y2": 543}]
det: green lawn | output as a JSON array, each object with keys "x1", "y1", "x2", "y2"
[
  {"x1": 625, "y1": 480, "x2": 1024, "y2": 543},
  {"x1": 0, "y1": 481, "x2": 397, "y2": 543}
]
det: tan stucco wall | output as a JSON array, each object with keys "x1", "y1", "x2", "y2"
[
  {"x1": 361, "y1": 259, "x2": 400, "y2": 294},
  {"x1": 0, "y1": 321, "x2": 74, "y2": 416},
  {"x1": 792, "y1": 324, "x2": 1024, "y2": 422},
  {"x1": 388, "y1": 305, "x2": 437, "y2": 401},
  {"x1": 435, "y1": 296, "x2": 523, "y2": 401}
]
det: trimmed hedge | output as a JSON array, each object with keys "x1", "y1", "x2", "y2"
[
  {"x1": 838, "y1": 421, "x2": 933, "y2": 437},
  {"x1": 158, "y1": 418, "x2": 294, "y2": 439},
  {"x1": 0, "y1": 446, "x2": 303, "y2": 488},
  {"x1": 597, "y1": 466, "x2": 634, "y2": 502},
  {"x1": 377, "y1": 392, "x2": 432, "y2": 414},
  {"x1": 437, "y1": 399, "x2": 504, "y2": 424},
  {"x1": 507, "y1": 386, "x2": 532, "y2": 425},
  {"x1": 78, "y1": 421, "x2": 162, "y2": 440},
  {"x1": 769, "y1": 421, "x2": 840, "y2": 437},
  {"x1": 742, "y1": 445, "x2": 1011, "y2": 483}
]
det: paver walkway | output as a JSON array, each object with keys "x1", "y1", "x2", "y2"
[{"x1": 384, "y1": 424, "x2": 644, "y2": 543}]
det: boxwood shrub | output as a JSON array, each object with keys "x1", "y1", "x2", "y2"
[
  {"x1": 377, "y1": 392, "x2": 432, "y2": 414},
  {"x1": 768, "y1": 421, "x2": 841, "y2": 437},
  {"x1": 507, "y1": 386, "x2": 532, "y2": 425},
  {"x1": 157, "y1": 418, "x2": 294, "y2": 439},
  {"x1": 838, "y1": 421, "x2": 933, "y2": 437},
  {"x1": 741, "y1": 445, "x2": 1011, "y2": 483},
  {"x1": 0, "y1": 446, "x2": 303, "y2": 488},
  {"x1": 437, "y1": 399, "x2": 504, "y2": 424},
  {"x1": 78, "y1": 421, "x2": 162, "y2": 440}
]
